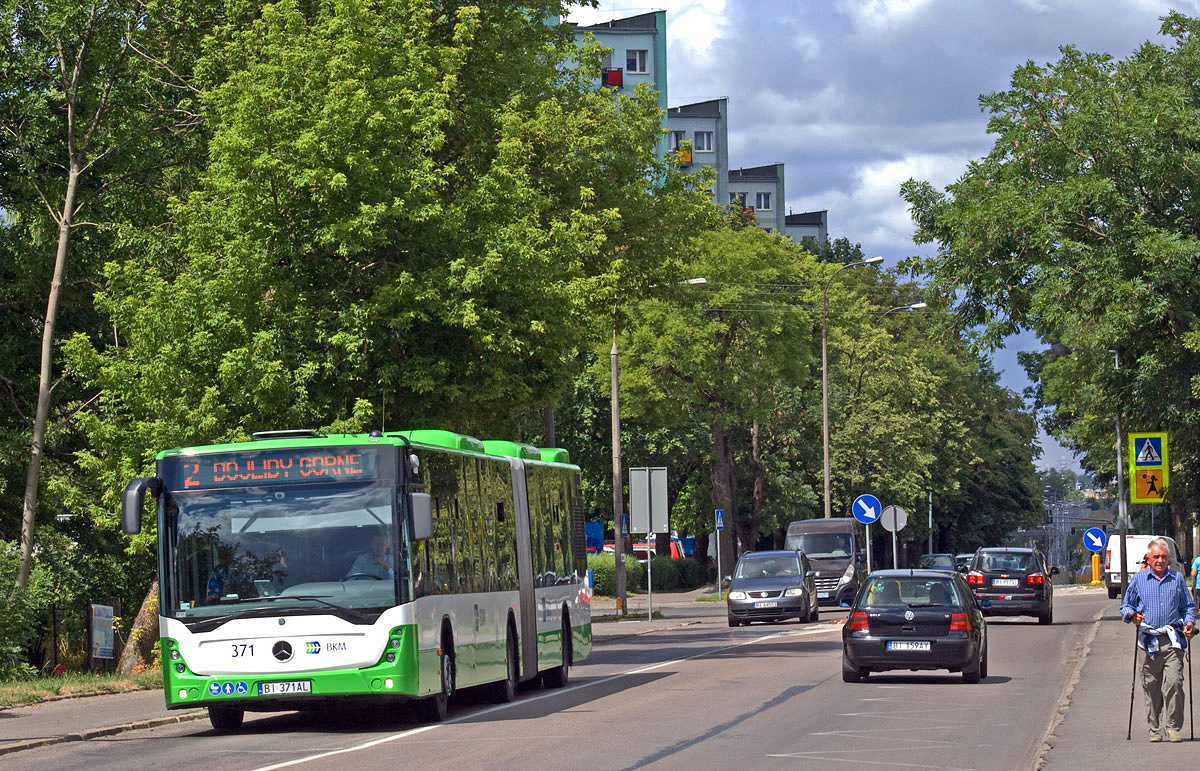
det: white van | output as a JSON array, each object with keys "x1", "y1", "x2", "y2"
[{"x1": 1105, "y1": 534, "x2": 1181, "y2": 599}]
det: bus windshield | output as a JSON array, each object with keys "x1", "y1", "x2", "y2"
[{"x1": 165, "y1": 480, "x2": 406, "y2": 622}]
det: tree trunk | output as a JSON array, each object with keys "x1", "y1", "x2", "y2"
[
  {"x1": 710, "y1": 421, "x2": 737, "y2": 572},
  {"x1": 117, "y1": 579, "x2": 160, "y2": 674},
  {"x1": 16, "y1": 164, "x2": 80, "y2": 589}
]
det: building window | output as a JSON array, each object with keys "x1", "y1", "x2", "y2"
[
  {"x1": 626, "y1": 50, "x2": 647, "y2": 73},
  {"x1": 694, "y1": 131, "x2": 713, "y2": 152},
  {"x1": 670, "y1": 131, "x2": 686, "y2": 151},
  {"x1": 730, "y1": 192, "x2": 745, "y2": 206},
  {"x1": 756, "y1": 192, "x2": 771, "y2": 210}
]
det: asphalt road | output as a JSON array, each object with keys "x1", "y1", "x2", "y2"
[{"x1": 3, "y1": 589, "x2": 1113, "y2": 771}]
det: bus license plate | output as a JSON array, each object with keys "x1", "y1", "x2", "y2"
[
  {"x1": 887, "y1": 640, "x2": 931, "y2": 652},
  {"x1": 753, "y1": 601, "x2": 778, "y2": 608},
  {"x1": 258, "y1": 680, "x2": 312, "y2": 696}
]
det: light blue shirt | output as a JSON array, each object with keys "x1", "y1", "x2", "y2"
[
  {"x1": 347, "y1": 552, "x2": 393, "y2": 580},
  {"x1": 1191, "y1": 555, "x2": 1200, "y2": 589},
  {"x1": 1121, "y1": 568, "x2": 1194, "y2": 629}
]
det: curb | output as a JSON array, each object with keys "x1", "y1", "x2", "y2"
[{"x1": 0, "y1": 709, "x2": 208, "y2": 756}]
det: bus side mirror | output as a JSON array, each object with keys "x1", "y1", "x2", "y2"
[
  {"x1": 410, "y1": 492, "x2": 433, "y2": 541},
  {"x1": 121, "y1": 477, "x2": 161, "y2": 535}
]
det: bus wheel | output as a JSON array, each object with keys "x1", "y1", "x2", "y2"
[
  {"x1": 488, "y1": 626, "x2": 519, "y2": 703},
  {"x1": 542, "y1": 616, "x2": 570, "y2": 689},
  {"x1": 208, "y1": 706, "x2": 244, "y2": 732},
  {"x1": 417, "y1": 645, "x2": 455, "y2": 722}
]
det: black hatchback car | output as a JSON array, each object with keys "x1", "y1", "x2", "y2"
[
  {"x1": 966, "y1": 547, "x2": 1058, "y2": 624},
  {"x1": 842, "y1": 569, "x2": 988, "y2": 683},
  {"x1": 726, "y1": 550, "x2": 819, "y2": 626}
]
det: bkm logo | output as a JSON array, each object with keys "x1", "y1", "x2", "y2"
[{"x1": 306, "y1": 641, "x2": 321, "y2": 655}]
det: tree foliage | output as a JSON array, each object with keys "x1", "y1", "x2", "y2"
[{"x1": 902, "y1": 12, "x2": 1200, "y2": 540}]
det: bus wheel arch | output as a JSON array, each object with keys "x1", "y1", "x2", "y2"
[
  {"x1": 488, "y1": 613, "x2": 520, "y2": 703},
  {"x1": 542, "y1": 607, "x2": 571, "y2": 688}
]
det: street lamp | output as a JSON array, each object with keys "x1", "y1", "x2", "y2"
[
  {"x1": 611, "y1": 277, "x2": 707, "y2": 614},
  {"x1": 821, "y1": 257, "x2": 884, "y2": 518},
  {"x1": 1048, "y1": 343, "x2": 1126, "y2": 593}
]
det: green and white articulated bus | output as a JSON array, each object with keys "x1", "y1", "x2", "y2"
[{"x1": 121, "y1": 428, "x2": 591, "y2": 732}]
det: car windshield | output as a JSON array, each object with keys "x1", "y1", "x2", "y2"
[
  {"x1": 861, "y1": 577, "x2": 961, "y2": 608},
  {"x1": 735, "y1": 554, "x2": 802, "y2": 579},
  {"x1": 977, "y1": 553, "x2": 1035, "y2": 572},
  {"x1": 790, "y1": 533, "x2": 852, "y2": 559}
]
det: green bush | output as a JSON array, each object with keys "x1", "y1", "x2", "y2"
[
  {"x1": 676, "y1": 557, "x2": 707, "y2": 589},
  {"x1": 648, "y1": 555, "x2": 679, "y2": 590},
  {"x1": 0, "y1": 542, "x2": 46, "y2": 680},
  {"x1": 587, "y1": 553, "x2": 644, "y2": 596}
]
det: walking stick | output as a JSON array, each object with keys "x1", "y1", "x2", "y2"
[
  {"x1": 1129, "y1": 626, "x2": 1139, "y2": 741},
  {"x1": 1189, "y1": 641, "x2": 1194, "y2": 740}
]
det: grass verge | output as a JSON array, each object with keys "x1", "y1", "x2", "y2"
[{"x1": 0, "y1": 670, "x2": 162, "y2": 708}]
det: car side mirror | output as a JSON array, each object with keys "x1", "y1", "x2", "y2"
[
  {"x1": 806, "y1": 570, "x2": 816, "y2": 579},
  {"x1": 839, "y1": 600, "x2": 851, "y2": 608},
  {"x1": 980, "y1": 599, "x2": 991, "y2": 609},
  {"x1": 722, "y1": 575, "x2": 732, "y2": 587},
  {"x1": 1050, "y1": 566, "x2": 1060, "y2": 576}
]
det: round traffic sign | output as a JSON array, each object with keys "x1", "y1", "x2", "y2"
[
  {"x1": 852, "y1": 494, "x2": 881, "y2": 525},
  {"x1": 881, "y1": 505, "x2": 908, "y2": 533},
  {"x1": 1083, "y1": 527, "x2": 1107, "y2": 553}
]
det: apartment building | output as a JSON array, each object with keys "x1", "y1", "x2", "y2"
[
  {"x1": 728, "y1": 164, "x2": 786, "y2": 233},
  {"x1": 666, "y1": 98, "x2": 729, "y2": 207},
  {"x1": 784, "y1": 210, "x2": 829, "y2": 248},
  {"x1": 572, "y1": 11, "x2": 669, "y2": 160}
]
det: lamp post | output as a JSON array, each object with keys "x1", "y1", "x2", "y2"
[
  {"x1": 1049, "y1": 344, "x2": 1125, "y2": 593},
  {"x1": 822, "y1": 257, "x2": 884, "y2": 518},
  {"x1": 611, "y1": 277, "x2": 707, "y2": 614}
]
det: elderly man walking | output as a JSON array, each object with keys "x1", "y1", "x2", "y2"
[{"x1": 1121, "y1": 537, "x2": 1196, "y2": 742}]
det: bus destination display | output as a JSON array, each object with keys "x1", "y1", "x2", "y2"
[{"x1": 165, "y1": 448, "x2": 382, "y2": 490}]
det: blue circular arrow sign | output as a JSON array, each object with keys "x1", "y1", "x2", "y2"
[
  {"x1": 852, "y1": 494, "x2": 881, "y2": 525},
  {"x1": 1083, "y1": 527, "x2": 1107, "y2": 553}
]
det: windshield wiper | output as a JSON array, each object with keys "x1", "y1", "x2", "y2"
[{"x1": 209, "y1": 594, "x2": 372, "y2": 624}]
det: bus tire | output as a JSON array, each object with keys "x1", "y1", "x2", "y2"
[
  {"x1": 542, "y1": 615, "x2": 571, "y2": 689},
  {"x1": 418, "y1": 633, "x2": 455, "y2": 722},
  {"x1": 208, "y1": 706, "x2": 244, "y2": 732},
  {"x1": 488, "y1": 623, "x2": 519, "y2": 703}
]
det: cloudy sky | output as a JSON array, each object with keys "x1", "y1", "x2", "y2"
[{"x1": 567, "y1": 0, "x2": 1200, "y2": 475}]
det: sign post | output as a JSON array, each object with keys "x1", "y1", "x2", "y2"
[
  {"x1": 1128, "y1": 432, "x2": 1168, "y2": 505},
  {"x1": 852, "y1": 494, "x2": 881, "y2": 575},
  {"x1": 715, "y1": 508, "x2": 725, "y2": 600},
  {"x1": 1083, "y1": 527, "x2": 1107, "y2": 586},
  {"x1": 630, "y1": 467, "x2": 668, "y2": 620},
  {"x1": 881, "y1": 505, "x2": 908, "y2": 569}
]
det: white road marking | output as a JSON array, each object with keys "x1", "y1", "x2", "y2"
[{"x1": 248, "y1": 625, "x2": 824, "y2": 770}]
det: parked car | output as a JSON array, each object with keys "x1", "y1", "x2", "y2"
[
  {"x1": 966, "y1": 547, "x2": 1058, "y2": 624},
  {"x1": 726, "y1": 550, "x2": 820, "y2": 626},
  {"x1": 842, "y1": 569, "x2": 988, "y2": 683},
  {"x1": 917, "y1": 553, "x2": 956, "y2": 570}
]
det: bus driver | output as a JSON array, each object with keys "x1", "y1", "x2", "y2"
[{"x1": 346, "y1": 530, "x2": 394, "y2": 580}]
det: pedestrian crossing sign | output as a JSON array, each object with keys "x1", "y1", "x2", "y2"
[{"x1": 1128, "y1": 432, "x2": 1168, "y2": 503}]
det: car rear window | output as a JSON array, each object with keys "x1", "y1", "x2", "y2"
[
  {"x1": 735, "y1": 555, "x2": 802, "y2": 579},
  {"x1": 977, "y1": 553, "x2": 1035, "y2": 572},
  {"x1": 861, "y1": 577, "x2": 961, "y2": 608}
]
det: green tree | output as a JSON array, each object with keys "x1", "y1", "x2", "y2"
[
  {"x1": 902, "y1": 12, "x2": 1200, "y2": 543},
  {"x1": 0, "y1": 0, "x2": 212, "y2": 586}
]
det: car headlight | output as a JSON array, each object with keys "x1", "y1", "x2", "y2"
[
  {"x1": 838, "y1": 564, "x2": 855, "y2": 585},
  {"x1": 728, "y1": 590, "x2": 748, "y2": 600},
  {"x1": 783, "y1": 587, "x2": 806, "y2": 597}
]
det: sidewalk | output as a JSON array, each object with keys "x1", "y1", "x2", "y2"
[{"x1": 1043, "y1": 601, "x2": 1200, "y2": 767}]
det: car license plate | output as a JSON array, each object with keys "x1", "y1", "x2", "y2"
[
  {"x1": 257, "y1": 680, "x2": 312, "y2": 696},
  {"x1": 817, "y1": 592, "x2": 829, "y2": 599},
  {"x1": 887, "y1": 640, "x2": 931, "y2": 652},
  {"x1": 753, "y1": 601, "x2": 778, "y2": 608},
  {"x1": 992, "y1": 578, "x2": 1019, "y2": 587}
]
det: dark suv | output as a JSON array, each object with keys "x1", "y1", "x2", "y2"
[{"x1": 966, "y1": 547, "x2": 1058, "y2": 624}]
